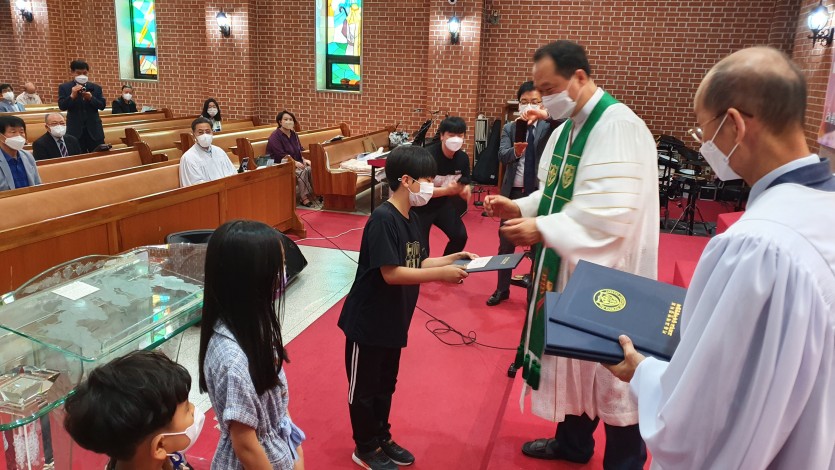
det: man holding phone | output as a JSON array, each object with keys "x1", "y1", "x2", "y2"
[
  {"x1": 57, "y1": 60, "x2": 106, "y2": 153},
  {"x1": 487, "y1": 81, "x2": 561, "y2": 306}
]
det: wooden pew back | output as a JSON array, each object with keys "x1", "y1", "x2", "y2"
[
  {"x1": 178, "y1": 125, "x2": 276, "y2": 155},
  {"x1": 126, "y1": 118, "x2": 258, "y2": 150},
  {"x1": 37, "y1": 143, "x2": 159, "y2": 184},
  {"x1": 0, "y1": 165, "x2": 182, "y2": 231},
  {"x1": 18, "y1": 109, "x2": 170, "y2": 127}
]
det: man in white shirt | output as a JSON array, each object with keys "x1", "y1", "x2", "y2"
[
  {"x1": 179, "y1": 117, "x2": 236, "y2": 187},
  {"x1": 608, "y1": 46, "x2": 835, "y2": 469},
  {"x1": 16, "y1": 82, "x2": 42, "y2": 106}
]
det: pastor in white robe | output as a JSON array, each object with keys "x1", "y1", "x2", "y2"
[
  {"x1": 514, "y1": 88, "x2": 660, "y2": 426},
  {"x1": 179, "y1": 143, "x2": 237, "y2": 187},
  {"x1": 631, "y1": 155, "x2": 835, "y2": 469}
]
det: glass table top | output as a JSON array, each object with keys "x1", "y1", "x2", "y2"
[{"x1": 0, "y1": 244, "x2": 206, "y2": 430}]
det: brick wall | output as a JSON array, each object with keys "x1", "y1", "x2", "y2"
[
  {"x1": 792, "y1": 0, "x2": 833, "y2": 155},
  {"x1": 3, "y1": 0, "x2": 828, "y2": 157},
  {"x1": 477, "y1": 0, "x2": 800, "y2": 146}
]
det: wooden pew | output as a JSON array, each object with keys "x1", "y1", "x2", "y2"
[
  {"x1": 177, "y1": 125, "x2": 277, "y2": 164},
  {"x1": 16, "y1": 108, "x2": 171, "y2": 127},
  {"x1": 0, "y1": 162, "x2": 304, "y2": 291},
  {"x1": 35, "y1": 143, "x2": 161, "y2": 184},
  {"x1": 128, "y1": 118, "x2": 262, "y2": 162},
  {"x1": 235, "y1": 123, "x2": 351, "y2": 170},
  {"x1": 0, "y1": 160, "x2": 180, "y2": 200},
  {"x1": 308, "y1": 126, "x2": 394, "y2": 211}
]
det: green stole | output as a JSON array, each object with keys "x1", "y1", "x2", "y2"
[{"x1": 516, "y1": 91, "x2": 619, "y2": 390}]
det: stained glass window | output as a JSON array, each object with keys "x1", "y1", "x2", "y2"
[
  {"x1": 130, "y1": 0, "x2": 157, "y2": 79},
  {"x1": 326, "y1": 0, "x2": 362, "y2": 91}
]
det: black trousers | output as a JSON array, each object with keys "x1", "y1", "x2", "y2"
[
  {"x1": 554, "y1": 414, "x2": 647, "y2": 470},
  {"x1": 415, "y1": 199, "x2": 468, "y2": 256},
  {"x1": 77, "y1": 127, "x2": 104, "y2": 153},
  {"x1": 345, "y1": 340, "x2": 402, "y2": 454},
  {"x1": 496, "y1": 188, "x2": 526, "y2": 293}
]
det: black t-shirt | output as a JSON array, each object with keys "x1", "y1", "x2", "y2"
[
  {"x1": 416, "y1": 143, "x2": 471, "y2": 213},
  {"x1": 338, "y1": 201, "x2": 428, "y2": 348}
]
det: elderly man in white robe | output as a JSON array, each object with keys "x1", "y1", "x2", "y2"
[
  {"x1": 608, "y1": 47, "x2": 835, "y2": 470},
  {"x1": 485, "y1": 40, "x2": 658, "y2": 468},
  {"x1": 179, "y1": 116, "x2": 237, "y2": 187}
]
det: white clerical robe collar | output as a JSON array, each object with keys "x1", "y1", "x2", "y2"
[
  {"x1": 748, "y1": 154, "x2": 820, "y2": 205},
  {"x1": 571, "y1": 87, "x2": 605, "y2": 136}
]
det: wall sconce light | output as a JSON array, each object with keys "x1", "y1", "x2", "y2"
[
  {"x1": 216, "y1": 11, "x2": 231, "y2": 38},
  {"x1": 15, "y1": 0, "x2": 33, "y2": 23},
  {"x1": 487, "y1": 10, "x2": 500, "y2": 25},
  {"x1": 809, "y1": 1, "x2": 834, "y2": 47},
  {"x1": 448, "y1": 16, "x2": 460, "y2": 45}
]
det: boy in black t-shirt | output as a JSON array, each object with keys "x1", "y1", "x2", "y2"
[
  {"x1": 413, "y1": 116, "x2": 472, "y2": 256},
  {"x1": 338, "y1": 145, "x2": 476, "y2": 470}
]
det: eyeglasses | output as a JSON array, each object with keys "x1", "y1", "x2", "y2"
[
  {"x1": 519, "y1": 100, "x2": 542, "y2": 106},
  {"x1": 688, "y1": 109, "x2": 753, "y2": 144}
]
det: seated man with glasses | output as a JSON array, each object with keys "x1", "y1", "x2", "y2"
[{"x1": 487, "y1": 81, "x2": 562, "y2": 306}]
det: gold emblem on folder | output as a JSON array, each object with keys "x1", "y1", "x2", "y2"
[
  {"x1": 593, "y1": 289, "x2": 626, "y2": 312},
  {"x1": 561, "y1": 164, "x2": 576, "y2": 189}
]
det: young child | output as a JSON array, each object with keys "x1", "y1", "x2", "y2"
[
  {"x1": 63, "y1": 350, "x2": 203, "y2": 470},
  {"x1": 198, "y1": 220, "x2": 305, "y2": 470},
  {"x1": 338, "y1": 145, "x2": 475, "y2": 470}
]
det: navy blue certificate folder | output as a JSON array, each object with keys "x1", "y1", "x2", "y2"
[
  {"x1": 452, "y1": 252, "x2": 525, "y2": 273},
  {"x1": 544, "y1": 260, "x2": 687, "y2": 363}
]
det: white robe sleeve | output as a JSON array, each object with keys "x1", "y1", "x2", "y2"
[
  {"x1": 631, "y1": 230, "x2": 834, "y2": 469},
  {"x1": 179, "y1": 150, "x2": 207, "y2": 187},
  {"x1": 533, "y1": 117, "x2": 655, "y2": 268}
]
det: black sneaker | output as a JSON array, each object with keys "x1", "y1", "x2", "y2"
[
  {"x1": 380, "y1": 439, "x2": 415, "y2": 466},
  {"x1": 352, "y1": 448, "x2": 398, "y2": 470}
]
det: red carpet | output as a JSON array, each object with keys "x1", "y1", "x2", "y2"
[{"x1": 68, "y1": 195, "x2": 711, "y2": 469}]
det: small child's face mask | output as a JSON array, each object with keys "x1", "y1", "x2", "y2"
[{"x1": 158, "y1": 403, "x2": 205, "y2": 456}]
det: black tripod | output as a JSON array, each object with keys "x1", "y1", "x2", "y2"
[{"x1": 669, "y1": 175, "x2": 711, "y2": 235}]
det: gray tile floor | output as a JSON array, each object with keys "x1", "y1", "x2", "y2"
[{"x1": 174, "y1": 245, "x2": 359, "y2": 412}]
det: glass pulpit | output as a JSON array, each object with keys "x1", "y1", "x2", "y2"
[{"x1": 0, "y1": 244, "x2": 206, "y2": 470}]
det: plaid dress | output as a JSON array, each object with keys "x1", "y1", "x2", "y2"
[{"x1": 203, "y1": 322, "x2": 305, "y2": 469}]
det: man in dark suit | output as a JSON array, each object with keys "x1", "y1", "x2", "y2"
[
  {"x1": 58, "y1": 60, "x2": 106, "y2": 153},
  {"x1": 487, "y1": 81, "x2": 562, "y2": 306},
  {"x1": 32, "y1": 113, "x2": 83, "y2": 160}
]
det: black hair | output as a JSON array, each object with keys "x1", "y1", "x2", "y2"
[
  {"x1": 385, "y1": 145, "x2": 437, "y2": 191},
  {"x1": 201, "y1": 98, "x2": 222, "y2": 121},
  {"x1": 438, "y1": 116, "x2": 467, "y2": 135},
  {"x1": 276, "y1": 110, "x2": 298, "y2": 126},
  {"x1": 70, "y1": 60, "x2": 89, "y2": 72},
  {"x1": 63, "y1": 351, "x2": 191, "y2": 461},
  {"x1": 0, "y1": 115, "x2": 26, "y2": 134},
  {"x1": 533, "y1": 40, "x2": 591, "y2": 79},
  {"x1": 191, "y1": 116, "x2": 213, "y2": 132},
  {"x1": 121, "y1": 84, "x2": 133, "y2": 91},
  {"x1": 0, "y1": 84, "x2": 11, "y2": 93},
  {"x1": 198, "y1": 220, "x2": 289, "y2": 396},
  {"x1": 702, "y1": 47, "x2": 806, "y2": 133},
  {"x1": 517, "y1": 81, "x2": 537, "y2": 101}
]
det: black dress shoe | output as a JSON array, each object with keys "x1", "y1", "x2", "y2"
[
  {"x1": 486, "y1": 290, "x2": 510, "y2": 306},
  {"x1": 510, "y1": 274, "x2": 531, "y2": 289}
]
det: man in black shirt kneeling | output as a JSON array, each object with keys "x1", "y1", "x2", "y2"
[{"x1": 413, "y1": 116, "x2": 471, "y2": 256}]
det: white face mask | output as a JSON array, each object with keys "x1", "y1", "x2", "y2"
[
  {"x1": 519, "y1": 103, "x2": 540, "y2": 115},
  {"x1": 159, "y1": 406, "x2": 205, "y2": 455},
  {"x1": 123, "y1": 93, "x2": 132, "y2": 101},
  {"x1": 4, "y1": 135, "x2": 26, "y2": 151},
  {"x1": 699, "y1": 114, "x2": 742, "y2": 181},
  {"x1": 3, "y1": 92, "x2": 14, "y2": 102},
  {"x1": 49, "y1": 125, "x2": 67, "y2": 138},
  {"x1": 196, "y1": 133, "x2": 213, "y2": 148},
  {"x1": 400, "y1": 177, "x2": 434, "y2": 207},
  {"x1": 444, "y1": 136, "x2": 464, "y2": 152},
  {"x1": 75, "y1": 75, "x2": 89, "y2": 85},
  {"x1": 281, "y1": 120, "x2": 294, "y2": 130},
  {"x1": 542, "y1": 85, "x2": 576, "y2": 120},
  {"x1": 206, "y1": 107, "x2": 218, "y2": 117}
]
